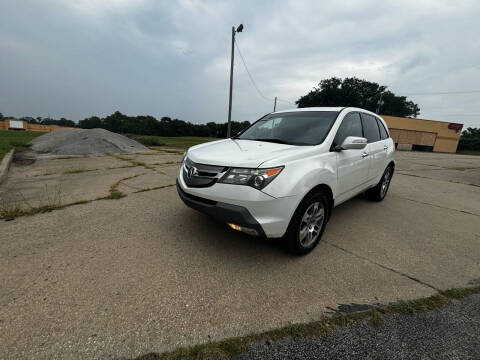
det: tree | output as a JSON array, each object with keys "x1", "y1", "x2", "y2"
[
  {"x1": 458, "y1": 127, "x2": 480, "y2": 152},
  {"x1": 296, "y1": 77, "x2": 420, "y2": 118},
  {"x1": 76, "y1": 111, "x2": 251, "y2": 138},
  {"x1": 0, "y1": 112, "x2": 3, "y2": 120}
]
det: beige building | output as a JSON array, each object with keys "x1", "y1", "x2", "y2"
[
  {"x1": 382, "y1": 115, "x2": 462, "y2": 153},
  {"x1": 0, "y1": 118, "x2": 76, "y2": 132}
]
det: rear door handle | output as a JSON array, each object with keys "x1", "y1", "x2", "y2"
[
  {"x1": 384, "y1": 145, "x2": 388, "y2": 150},
  {"x1": 362, "y1": 152, "x2": 369, "y2": 158}
]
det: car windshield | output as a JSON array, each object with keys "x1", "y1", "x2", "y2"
[{"x1": 236, "y1": 111, "x2": 339, "y2": 146}]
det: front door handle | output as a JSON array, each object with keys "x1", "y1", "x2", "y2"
[{"x1": 362, "y1": 152, "x2": 369, "y2": 158}]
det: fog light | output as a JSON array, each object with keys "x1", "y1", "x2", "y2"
[
  {"x1": 228, "y1": 223, "x2": 242, "y2": 231},
  {"x1": 228, "y1": 223, "x2": 259, "y2": 236}
]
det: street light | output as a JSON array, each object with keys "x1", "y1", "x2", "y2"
[{"x1": 227, "y1": 24, "x2": 244, "y2": 138}]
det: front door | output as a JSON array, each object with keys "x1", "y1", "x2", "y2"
[{"x1": 333, "y1": 112, "x2": 370, "y2": 201}]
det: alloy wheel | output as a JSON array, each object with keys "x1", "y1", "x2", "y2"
[
  {"x1": 298, "y1": 202, "x2": 325, "y2": 247},
  {"x1": 381, "y1": 168, "x2": 392, "y2": 198}
]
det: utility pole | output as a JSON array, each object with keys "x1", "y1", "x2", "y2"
[
  {"x1": 273, "y1": 97, "x2": 277, "y2": 112},
  {"x1": 227, "y1": 24, "x2": 243, "y2": 138},
  {"x1": 376, "y1": 92, "x2": 384, "y2": 114}
]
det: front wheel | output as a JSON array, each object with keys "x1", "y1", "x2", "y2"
[
  {"x1": 284, "y1": 191, "x2": 329, "y2": 255},
  {"x1": 366, "y1": 165, "x2": 393, "y2": 201}
]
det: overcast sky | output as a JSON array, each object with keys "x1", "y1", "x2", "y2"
[{"x1": 1, "y1": 0, "x2": 479, "y2": 127}]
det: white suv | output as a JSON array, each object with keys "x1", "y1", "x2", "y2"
[{"x1": 177, "y1": 107, "x2": 395, "y2": 255}]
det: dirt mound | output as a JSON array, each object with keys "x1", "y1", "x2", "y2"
[{"x1": 30, "y1": 128, "x2": 150, "y2": 155}]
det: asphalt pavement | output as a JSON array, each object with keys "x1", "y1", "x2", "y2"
[{"x1": 241, "y1": 294, "x2": 480, "y2": 360}]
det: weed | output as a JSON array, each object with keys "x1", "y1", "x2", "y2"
[
  {"x1": 441, "y1": 286, "x2": 480, "y2": 299},
  {"x1": 64, "y1": 168, "x2": 98, "y2": 174},
  {"x1": 102, "y1": 173, "x2": 145, "y2": 200},
  {"x1": 109, "y1": 153, "x2": 155, "y2": 170},
  {"x1": 0, "y1": 185, "x2": 63, "y2": 219},
  {"x1": 107, "y1": 165, "x2": 137, "y2": 170},
  {"x1": 133, "y1": 183, "x2": 175, "y2": 193}
]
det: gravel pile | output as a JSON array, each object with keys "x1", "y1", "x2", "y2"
[{"x1": 30, "y1": 128, "x2": 149, "y2": 155}]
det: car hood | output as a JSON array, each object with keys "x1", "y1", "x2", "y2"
[{"x1": 186, "y1": 139, "x2": 304, "y2": 168}]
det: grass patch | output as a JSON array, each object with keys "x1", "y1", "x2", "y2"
[
  {"x1": 125, "y1": 136, "x2": 215, "y2": 150},
  {"x1": 152, "y1": 149, "x2": 185, "y2": 155},
  {"x1": 127, "y1": 286, "x2": 480, "y2": 360},
  {"x1": 0, "y1": 130, "x2": 43, "y2": 161}
]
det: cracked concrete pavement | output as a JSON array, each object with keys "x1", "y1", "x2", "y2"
[{"x1": 1, "y1": 150, "x2": 479, "y2": 359}]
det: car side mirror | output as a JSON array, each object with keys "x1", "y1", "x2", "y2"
[{"x1": 337, "y1": 136, "x2": 367, "y2": 151}]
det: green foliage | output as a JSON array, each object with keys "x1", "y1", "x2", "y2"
[
  {"x1": 41, "y1": 117, "x2": 76, "y2": 127},
  {"x1": 296, "y1": 77, "x2": 420, "y2": 118},
  {"x1": 0, "y1": 130, "x2": 43, "y2": 160},
  {"x1": 125, "y1": 134, "x2": 166, "y2": 146},
  {"x1": 458, "y1": 127, "x2": 480, "y2": 152},
  {"x1": 78, "y1": 111, "x2": 250, "y2": 138},
  {"x1": 152, "y1": 136, "x2": 216, "y2": 149}
]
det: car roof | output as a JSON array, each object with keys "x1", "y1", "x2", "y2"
[
  {"x1": 271, "y1": 106, "x2": 381, "y2": 117},
  {"x1": 272, "y1": 107, "x2": 344, "y2": 114}
]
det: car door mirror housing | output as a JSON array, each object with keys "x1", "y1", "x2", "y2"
[{"x1": 338, "y1": 136, "x2": 367, "y2": 150}]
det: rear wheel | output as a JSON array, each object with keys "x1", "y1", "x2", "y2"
[
  {"x1": 284, "y1": 191, "x2": 329, "y2": 255},
  {"x1": 366, "y1": 165, "x2": 393, "y2": 201}
]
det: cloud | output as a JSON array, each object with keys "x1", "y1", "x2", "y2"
[{"x1": 0, "y1": 0, "x2": 479, "y2": 127}]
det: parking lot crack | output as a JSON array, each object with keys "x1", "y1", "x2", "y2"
[
  {"x1": 396, "y1": 172, "x2": 480, "y2": 188},
  {"x1": 324, "y1": 241, "x2": 440, "y2": 291},
  {"x1": 390, "y1": 194, "x2": 479, "y2": 217}
]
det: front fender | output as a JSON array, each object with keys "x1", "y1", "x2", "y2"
[{"x1": 262, "y1": 152, "x2": 337, "y2": 200}]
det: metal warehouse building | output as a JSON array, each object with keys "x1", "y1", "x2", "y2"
[{"x1": 381, "y1": 115, "x2": 463, "y2": 153}]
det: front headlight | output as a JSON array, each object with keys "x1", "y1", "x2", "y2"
[{"x1": 218, "y1": 166, "x2": 284, "y2": 190}]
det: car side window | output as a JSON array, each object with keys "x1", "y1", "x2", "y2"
[
  {"x1": 376, "y1": 118, "x2": 389, "y2": 139},
  {"x1": 361, "y1": 113, "x2": 381, "y2": 143},
  {"x1": 333, "y1": 112, "x2": 363, "y2": 147}
]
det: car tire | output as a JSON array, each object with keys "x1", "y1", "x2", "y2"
[
  {"x1": 283, "y1": 191, "x2": 329, "y2": 256},
  {"x1": 366, "y1": 165, "x2": 393, "y2": 201}
]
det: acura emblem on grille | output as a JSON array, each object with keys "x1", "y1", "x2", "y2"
[{"x1": 187, "y1": 166, "x2": 198, "y2": 180}]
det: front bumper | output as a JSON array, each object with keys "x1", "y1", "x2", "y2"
[
  {"x1": 176, "y1": 181, "x2": 266, "y2": 237},
  {"x1": 176, "y1": 169, "x2": 300, "y2": 238}
]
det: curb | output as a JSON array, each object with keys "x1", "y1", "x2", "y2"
[{"x1": 0, "y1": 149, "x2": 14, "y2": 185}]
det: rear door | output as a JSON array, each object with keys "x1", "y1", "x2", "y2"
[
  {"x1": 333, "y1": 112, "x2": 370, "y2": 200},
  {"x1": 360, "y1": 113, "x2": 387, "y2": 181}
]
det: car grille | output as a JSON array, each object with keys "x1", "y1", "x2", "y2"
[{"x1": 182, "y1": 157, "x2": 228, "y2": 188}]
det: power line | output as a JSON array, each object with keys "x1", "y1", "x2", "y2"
[
  {"x1": 234, "y1": 38, "x2": 270, "y2": 102},
  {"x1": 403, "y1": 90, "x2": 480, "y2": 96},
  {"x1": 234, "y1": 38, "x2": 296, "y2": 107}
]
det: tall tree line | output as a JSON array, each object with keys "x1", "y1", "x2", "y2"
[{"x1": 78, "y1": 111, "x2": 250, "y2": 138}]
